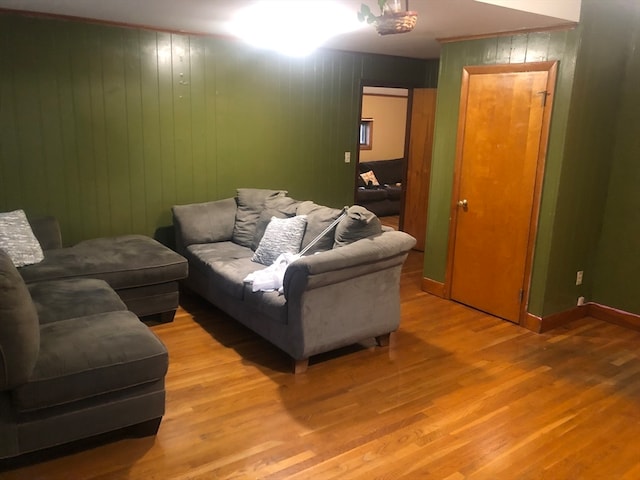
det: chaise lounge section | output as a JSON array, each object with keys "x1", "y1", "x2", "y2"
[
  {"x1": 0, "y1": 249, "x2": 169, "y2": 460},
  {"x1": 19, "y1": 216, "x2": 188, "y2": 322}
]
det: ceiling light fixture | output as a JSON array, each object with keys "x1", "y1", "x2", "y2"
[
  {"x1": 227, "y1": 1, "x2": 364, "y2": 57},
  {"x1": 357, "y1": 0, "x2": 418, "y2": 36}
]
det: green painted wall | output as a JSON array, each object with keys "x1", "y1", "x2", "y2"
[
  {"x1": 536, "y1": 0, "x2": 636, "y2": 316},
  {"x1": 423, "y1": 29, "x2": 581, "y2": 316},
  {"x1": 0, "y1": 13, "x2": 437, "y2": 245},
  {"x1": 423, "y1": 0, "x2": 640, "y2": 317},
  {"x1": 591, "y1": 1, "x2": 640, "y2": 314}
]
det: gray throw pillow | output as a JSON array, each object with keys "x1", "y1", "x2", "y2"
[
  {"x1": 333, "y1": 206, "x2": 382, "y2": 247},
  {"x1": 297, "y1": 201, "x2": 343, "y2": 254},
  {"x1": 0, "y1": 209, "x2": 45, "y2": 267},
  {"x1": 251, "y1": 196, "x2": 301, "y2": 250},
  {"x1": 252, "y1": 215, "x2": 308, "y2": 266},
  {"x1": 232, "y1": 189, "x2": 287, "y2": 248}
]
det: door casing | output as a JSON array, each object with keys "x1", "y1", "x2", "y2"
[{"x1": 444, "y1": 61, "x2": 558, "y2": 324}]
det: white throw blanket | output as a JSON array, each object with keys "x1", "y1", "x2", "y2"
[{"x1": 243, "y1": 252, "x2": 299, "y2": 293}]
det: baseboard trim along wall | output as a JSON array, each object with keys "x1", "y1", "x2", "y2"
[
  {"x1": 422, "y1": 277, "x2": 445, "y2": 298},
  {"x1": 524, "y1": 303, "x2": 640, "y2": 333},
  {"x1": 420, "y1": 276, "x2": 639, "y2": 334}
]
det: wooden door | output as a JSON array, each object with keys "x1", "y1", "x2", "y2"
[
  {"x1": 447, "y1": 62, "x2": 557, "y2": 323},
  {"x1": 404, "y1": 88, "x2": 437, "y2": 251}
]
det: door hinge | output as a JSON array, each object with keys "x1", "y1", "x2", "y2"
[
  {"x1": 537, "y1": 90, "x2": 550, "y2": 107},
  {"x1": 518, "y1": 289, "x2": 524, "y2": 303}
]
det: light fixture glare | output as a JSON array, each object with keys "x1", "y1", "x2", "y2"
[{"x1": 227, "y1": 1, "x2": 364, "y2": 57}]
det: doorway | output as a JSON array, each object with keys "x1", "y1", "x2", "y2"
[
  {"x1": 446, "y1": 62, "x2": 558, "y2": 323},
  {"x1": 355, "y1": 86, "x2": 409, "y2": 230}
]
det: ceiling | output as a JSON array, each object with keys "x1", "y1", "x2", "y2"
[{"x1": 0, "y1": 0, "x2": 581, "y2": 59}]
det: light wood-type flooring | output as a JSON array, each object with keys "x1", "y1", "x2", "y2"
[{"x1": 2, "y1": 251, "x2": 640, "y2": 479}]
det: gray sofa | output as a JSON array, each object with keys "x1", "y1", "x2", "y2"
[
  {"x1": 0, "y1": 248, "x2": 169, "y2": 459},
  {"x1": 19, "y1": 216, "x2": 188, "y2": 322},
  {"x1": 172, "y1": 188, "x2": 416, "y2": 373}
]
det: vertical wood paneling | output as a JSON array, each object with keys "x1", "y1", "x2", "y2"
[
  {"x1": 172, "y1": 33, "x2": 193, "y2": 208},
  {"x1": 0, "y1": 20, "x2": 19, "y2": 209},
  {"x1": 0, "y1": 13, "x2": 435, "y2": 245},
  {"x1": 157, "y1": 31, "x2": 177, "y2": 226},
  {"x1": 69, "y1": 24, "x2": 100, "y2": 240},
  {"x1": 138, "y1": 30, "x2": 163, "y2": 234},
  {"x1": 123, "y1": 29, "x2": 148, "y2": 234},
  {"x1": 188, "y1": 36, "x2": 208, "y2": 204},
  {"x1": 102, "y1": 27, "x2": 132, "y2": 235}
]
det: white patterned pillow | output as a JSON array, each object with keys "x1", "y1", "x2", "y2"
[
  {"x1": 252, "y1": 215, "x2": 307, "y2": 266},
  {"x1": 0, "y1": 209, "x2": 45, "y2": 267}
]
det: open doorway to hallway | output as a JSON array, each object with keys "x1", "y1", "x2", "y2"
[{"x1": 354, "y1": 86, "x2": 409, "y2": 230}]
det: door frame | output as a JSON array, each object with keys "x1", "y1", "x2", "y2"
[
  {"x1": 444, "y1": 61, "x2": 558, "y2": 324},
  {"x1": 355, "y1": 81, "x2": 414, "y2": 229}
]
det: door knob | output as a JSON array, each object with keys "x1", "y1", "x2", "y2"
[{"x1": 457, "y1": 199, "x2": 468, "y2": 208}]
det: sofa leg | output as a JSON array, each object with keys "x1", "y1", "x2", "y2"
[
  {"x1": 293, "y1": 358, "x2": 309, "y2": 374},
  {"x1": 128, "y1": 417, "x2": 162, "y2": 438},
  {"x1": 376, "y1": 333, "x2": 391, "y2": 347},
  {"x1": 159, "y1": 310, "x2": 176, "y2": 323}
]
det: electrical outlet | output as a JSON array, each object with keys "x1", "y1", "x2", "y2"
[
  {"x1": 576, "y1": 270, "x2": 583, "y2": 286},
  {"x1": 577, "y1": 296, "x2": 585, "y2": 306},
  {"x1": 344, "y1": 151, "x2": 351, "y2": 163}
]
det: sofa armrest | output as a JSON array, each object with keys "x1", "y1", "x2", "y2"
[
  {"x1": 172, "y1": 198, "x2": 237, "y2": 251},
  {"x1": 282, "y1": 230, "x2": 416, "y2": 298},
  {"x1": 28, "y1": 216, "x2": 62, "y2": 250}
]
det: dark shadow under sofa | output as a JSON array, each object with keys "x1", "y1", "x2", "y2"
[
  {"x1": 172, "y1": 188, "x2": 416, "y2": 373},
  {"x1": 355, "y1": 158, "x2": 405, "y2": 217}
]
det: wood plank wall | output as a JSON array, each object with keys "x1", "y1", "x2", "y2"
[{"x1": 0, "y1": 13, "x2": 437, "y2": 245}]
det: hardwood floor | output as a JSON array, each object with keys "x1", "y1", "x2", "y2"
[{"x1": 2, "y1": 251, "x2": 640, "y2": 479}]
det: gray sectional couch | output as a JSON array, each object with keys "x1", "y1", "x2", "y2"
[
  {"x1": 172, "y1": 188, "x2": 416, "y2": 373},
  {"x1": 20, "y1": 216, "x2": 188, "y2": 322},
  {"x1": 0, "y1": 248, "x2": 169, "y2": 460}
]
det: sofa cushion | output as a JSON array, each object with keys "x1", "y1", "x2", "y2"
[
  {"x1": 297, "y1": 201, "x2": 344, "y2": 254},
  {"x1": 172, "y1": 197, "x2": 237, "y2": 247},
  {"x1": 386, "y1": 185, "x2": 403, "y2": 201},
  {"x1": 356, "y1": 188, "x2": 388, "y2": 202},
  {"x1": 243, "y1": 286, "x2": 288, "y2": 324},
  {"x1": 28, "y1": 278, "x2": 126, "y2": 325},
  {"x1": 334, "y1": 206, "x2": 382, "y2": 247},
  {"x1": 252, "y1": 215, "x2": 307, "y2": 266},
  {"x1": 187, "y1": 242, "x2": 262, "y2": 300},
  {"x1": 19, "y1": 235, "x2": 187, "y2": 290},
  {"x1": 0, "y1": 209, "x2": 44, "y2": 267},
  {"x1": 0, "y1": 250, "x2": 40, "y2": 390},
  {"x1": 11, "y1": 311, "x2": 168, "y2": 413},
  {"x1": 232, "y1": 189, "x2": 287, "y2": 249}
]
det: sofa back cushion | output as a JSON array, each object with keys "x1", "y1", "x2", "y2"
[
  {"x1": 173, "y1": 198, "x2": 237, "y2": 248},
  {"x1": 0, "y1": 249, "x2": 40, "y2": 390},
  {"x1": 297, "y1": 201, "x2": 344, "y2": 254},
  {"x1": 232, "y1": 189, "x2": 287, "y2": 249},
  {"x1": 334, "y1": 206, "x2": 382, "y2": 247}
]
